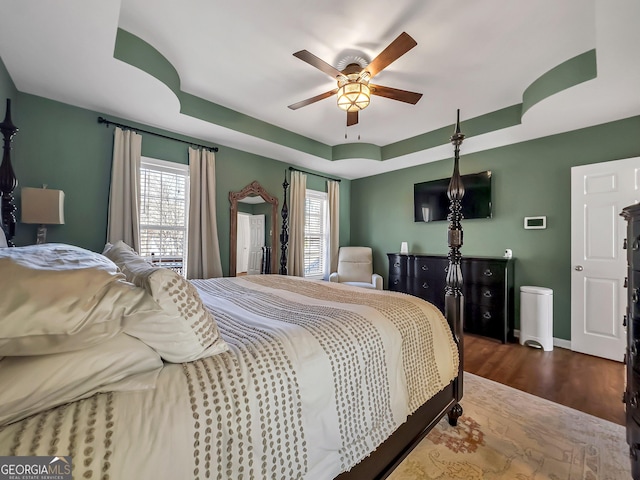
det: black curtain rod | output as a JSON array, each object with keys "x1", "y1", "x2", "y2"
[
  {"x1": 288, "y1": 166, "x2": 341, "y2": 183},
  {"x1": 97, "y1": 116, "x2": 219, "y2": 152}
]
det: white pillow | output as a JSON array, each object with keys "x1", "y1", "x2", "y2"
[
  {"x1": 0, "y1": 333, "x2": 163, "y2": 426},
  {"x1": 103, "y1": 241, "x2": 228, "y2": 362},
  {"x1": 0, "y1": 243, "x2": 161, "y2": 355}
]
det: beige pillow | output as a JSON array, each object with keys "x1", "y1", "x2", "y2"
[
  {"x1": 103, "y1": 242, "x2": 228, "y2": 362},
  {"x1": 0, "y1": 243, "x2": 161, "y2": 356},
  {"x1": 0, "y1": 333, "x2": 163, "y2": 426}
]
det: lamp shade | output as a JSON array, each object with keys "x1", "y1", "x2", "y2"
[
  {"x1": 21, "y1": 187, "x2": 65, "y2": 225},
  {"x1": 337, "y1": 82, "x2": 371, "y2": 112}
]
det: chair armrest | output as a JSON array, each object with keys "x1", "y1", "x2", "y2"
[
  {"x1": 372, "y1": 274, "x2": 383, "y2": 290},
  {"x1": 329, "y1": 272, "x2": 339, "y2": 283}
]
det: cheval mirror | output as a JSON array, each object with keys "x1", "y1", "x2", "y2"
[{"x1": 229, "y1": 181, "x2": 278, "y2": 277}]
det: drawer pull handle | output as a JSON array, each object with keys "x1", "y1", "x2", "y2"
[
  {"x1": 483, "y1": 291, "x2": 493, "y2": 298},
  {"x1": 421, "y1": 265, "x2": 428, "y2": 271},
  {"x1": 634, "y1": 237, "x2": 640, "y2": 251},
  {"x1": 632, "y1": 340, "x2": 639, "y2": 357},
  {"x1": 624, "y1": 314, "x2": 628, "y2": 327},
  {"x1": 394, "y1": 262, "x2": 400, "y2": 267},
  {"x1": 483, "y1": 269, "x2": 493, "y2": 277},
  {"x1": 625, "y1": 277, "x2": 628, "y2": 288},
  {"x1": 631, "y1": 392, "x2": 639, "y2": 409},
  {"x1": 624, "y1": 238, "x2": 628, "y2": 249},
  {"x1": 483, "y1": 312, "x2": 492, "y2": 320},
  {"x1": 633, "y1": 289, "x2": 639, "y2": 304},
  {"x1": 422, "y1": 282, "x2": 429, "y2": 289},
  {"x1": 393, "y1": 279, "x2": 399, "y2": 285}
]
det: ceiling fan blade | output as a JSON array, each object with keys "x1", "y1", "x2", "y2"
[
  {"x1": 293, "y1": 50, "x2": 345, "y2": 79},
  {"x1": 288, "y1": 89, "x2": 339, "y2": 110},
  {"x1": 347, "y1": 111, "x2": 358, "y2": 127},
  {"x1": 364, "y1": 32, "x2": 417, "y2": 78},
  {"x1": 370, "y1": 84, "x2": 423, "y2": 104}
]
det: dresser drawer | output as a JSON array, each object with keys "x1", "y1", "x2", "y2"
[
  {"x1": 627, "y1": 369, "x2": 640, "y2": 427},
  {"x1": 629, "y1": 220, "x2": 640, "y2": 267},
  {"x1": 463, "y1": 261, "x2": 507, "y2": 286},
  {"x1": 387, "y1": 254, "x2": 408, "y2": 276},
  {"x1": 465, "y1": 303, "x2": 506, "y2": 340},
  {"x1": 629, "y1": 340, "x2": 640, "y2": 374},
  {"x1": 388, "y1": 275, "x2": 407, "y2": 292},
  {"x1": 630, "y1": 270, "x2": 640, "y2": 319},
  {"x1": 408, "y1": 278, "x2": 446, "y2": 311},
  {"x1": 630, "y1": 315, "x2": 640, "y2": 348},
  {"x1": 464, "y1": 283, "x2": 505, "y2": 307},
  {"x1": 411, "y1": 256, "x2": 448, "y2": 279}
]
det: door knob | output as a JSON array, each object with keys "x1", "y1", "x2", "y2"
[{"x1": 575, "y1": 265, "x2": 584, "y2": 271}]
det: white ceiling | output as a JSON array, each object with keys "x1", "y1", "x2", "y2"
[{"x1": 0, "y1": 0, "x2": 638, "y2": 179}]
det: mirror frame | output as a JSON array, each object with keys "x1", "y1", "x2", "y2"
[{"x1": 229, "y1": 180, "x2": 279, "y2": 276}]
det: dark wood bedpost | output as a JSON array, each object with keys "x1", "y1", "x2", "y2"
[
  {"x1": 445, "y1": 109, "x2": 465, "y2": 426},
  {"x1": 279, "y1": 171, "x2": 289, "y2": 275},
  {"x1": 0, "y1": 99, "x2": 18, "y2": 246}
]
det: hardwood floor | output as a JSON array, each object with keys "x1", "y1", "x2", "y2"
[{"x1": 464, "y1": 334, "x2": 625, "y2": 426}]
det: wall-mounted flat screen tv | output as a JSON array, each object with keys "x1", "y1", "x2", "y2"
[{"x1": 414, "y1": 171, "x2": 492, "y2": 222}]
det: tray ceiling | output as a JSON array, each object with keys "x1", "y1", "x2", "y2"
[{"x1": 0, "y1": 0, "x2": 638, "y2": 179}]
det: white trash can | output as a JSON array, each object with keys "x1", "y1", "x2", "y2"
[{"x1": 519, "y1": 286, "x2": 553, "y2": 351}]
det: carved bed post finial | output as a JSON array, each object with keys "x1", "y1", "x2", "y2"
[
  {"x1": 0, "y1": 98, "x2": 19, "y2": 246},
  {"x1": 445, "y1": 109, "x2": 465, "y2": 425},
  {"x1": 447, "y1": 108, "x2": 465, "y2": 298},
  {"x1": 279, "y1": 170, "x2": 290, "y2": 275}
]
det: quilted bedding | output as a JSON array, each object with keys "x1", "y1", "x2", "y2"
[{"x1": 0, "y1": 275, "x2": 458, "y2": 480}]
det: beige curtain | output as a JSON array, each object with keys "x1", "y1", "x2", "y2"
[
  {"x1": 327, "y1": 180, "x2": 340, "y2": 275},
  {"x1": 288, "y1": 170, "x2": 306, "y2": 277},
  {"x1": 187, "y1": 147, "x2": 223, "y2": 279},
  {"x1": 107, "y1": 127, "x2": 142, "y2": 251}
]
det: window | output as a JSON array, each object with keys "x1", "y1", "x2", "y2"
[
  {"x1": 304, "y1": 189, "x2": 329, "y2": 279},
  {"x1": 139, "y1": 157, "x2": 189, "y2": 275}
]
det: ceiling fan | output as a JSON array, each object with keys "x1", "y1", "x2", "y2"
[{"x1": 288, "y1": 32, "x2": 423, "y2": 127}]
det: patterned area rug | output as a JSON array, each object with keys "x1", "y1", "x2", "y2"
[{"x1": 388, "y1": 373, "x2": 630, "y2": 480}]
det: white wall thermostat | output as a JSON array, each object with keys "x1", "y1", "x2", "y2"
[{"x1": 524, "y1": 216, "x2": 547, "y2": 229}]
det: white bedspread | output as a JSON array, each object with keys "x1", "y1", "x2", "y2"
[{"x1": 0, "y1": 276, "x2": 459, "y2": 480}]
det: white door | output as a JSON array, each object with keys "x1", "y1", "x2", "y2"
[
  {"x1": 247, "y1": 214, "x2": 265, "y2": 275},
  {"x1": 236, "y1": 213, "x2": 251, "y2": 274},
  {"x1": 571, "y1": 157, "x2": 640, "y2": 361}
]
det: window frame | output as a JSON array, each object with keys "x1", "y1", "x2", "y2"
[
  {"x1": 303, "y1": 188, "x2": 329, "y2": 280},
  {"x1": 139, "y1": 156, "x2": 190, "y2": 275}
]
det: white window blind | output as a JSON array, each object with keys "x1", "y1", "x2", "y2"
[
  {"x1": 139, "y1": 157, "x2": 189, "y2": 275},
  {"x1": 304, "y1": 189, "x2": 328, "y2": 279}
]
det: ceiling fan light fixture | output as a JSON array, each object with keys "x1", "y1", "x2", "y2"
[
  {"x1": 291, "y1": 32, "x2": 420, "y2": 125},
  {"x1": 337, "y1": 82, "x2": 371, "y2": 112}
]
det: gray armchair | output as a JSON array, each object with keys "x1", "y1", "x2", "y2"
[{"x1": 329, "y1": 246, "x2": 383, "y2": 290}]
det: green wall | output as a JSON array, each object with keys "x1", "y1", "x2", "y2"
[
  {"x1": 0, "y1": 58, "x2": 16, "y2": 103},
  {"x1": 4, "y1": 53, "x2": 640, "y2": 341},
  {"x1": 350, "y1": 117, "x2": 640, "y2": 340},
  {"x1": 0, "y1": 66, "x2": 350, "y2": 276}
]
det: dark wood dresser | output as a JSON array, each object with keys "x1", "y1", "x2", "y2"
[
  {"x1": 387, "y1": 253, "x2": 515, "y2": 343},
  {"x1": 621, "y1": 203, "x2": 640, "y2": 478}
]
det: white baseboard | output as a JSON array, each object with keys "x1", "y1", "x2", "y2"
[{"x1": 513, "y1": 329, "x2": 571, "y2": 350}]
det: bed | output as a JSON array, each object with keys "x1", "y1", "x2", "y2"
[{"x1": 0, "y1": 105, "x2": 466, "y2": 479}]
